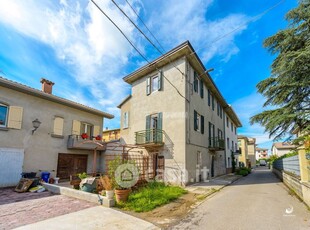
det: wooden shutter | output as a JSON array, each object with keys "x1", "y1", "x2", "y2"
[
  {"x1": 145, "y1": 115, "x2": 151, "y2": 142},
  {"x1": 158, "y1": 71, "x2": 163, "y2": 91},
  {"x1": 194, "y1": 72, "x2": 198, "y2": 92},
  {"x1": 201, "y1": 115, "x2": 204, "y2": 134},
  {"x1": 157, "y1": 112, "x2": 163, "y2": 142},
  {"x1": 72, "y1": 120, "x2": 81, "y2": 135},
  {"x1": 53, "y1": 117, "x2": 64, "y2": 136},
  {"x1": 200, "y1": 78, "x2": 203, "y2": 98},
  {"x1": 208, "y1": 89, "x2": 211, "y2": 106},
  {"x1": 194, "y1": 110, "x2": 197, "y2": 131},
  {"x1": 123, "y1": 111, "x2": 129, "y2": 128},
  {"x1": 146, "y1": 77, "x2": 151, "y2": 95},
  {"x1": 7, "y1": 106, "x2": 23, "y2": 129},
  {"x1": 93, "y1": 125, "x2": 100, "y2": 136}
]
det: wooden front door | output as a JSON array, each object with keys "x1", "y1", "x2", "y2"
[{"x1": 57, "y1": 153, "x2": 88, "y2": 180}]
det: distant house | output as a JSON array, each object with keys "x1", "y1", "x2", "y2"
[
  {"x1": 118, "y1": 41, "x2": 242, "y2": 185},
  {"x1": 238, "y1": 136, "x2": 256, "y2": 168},
  {"x1": 102, "y1": 128, "x2": 120, "y2": 142},
  {"x1": 256, "y1": 147, "x2": 268, "y2": 159},
  {"x1": 0, "y1": 77, "x2": 113, "y2": 187},
  {"x1": 272, "y1": 142, "x2": 296, "y2": 157}
]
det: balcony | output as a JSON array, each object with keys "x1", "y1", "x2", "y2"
[
  {"x1": 67, "y1": 135, "x2": 105, "y2": 150},
  {"x1": 208, "y1": 137, "x2": 225, "y2": 151},
  {"x1": 234, "y1": 148, "x2": 242, "y2": 155},
  {"x1": 135, "y1": 129, "x2": 164, "y2": 147}
]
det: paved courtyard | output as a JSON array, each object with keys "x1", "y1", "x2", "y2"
[{"x1": 0, "y1": 187, "x2": 96, "y2": 230}]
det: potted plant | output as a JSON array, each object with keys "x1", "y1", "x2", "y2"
[
  {"x1": 108, "y1": 157, "x2": 134, "y2": 202},
  {"x1": 81, "y1": 133, "x2": 88, "y2": 139},
  {"x1": 95, "y1": 135, "x2": 101, "y2": 140},
  {"x1": 99, "y1": 175, "x2": 114, "y2": 199}
]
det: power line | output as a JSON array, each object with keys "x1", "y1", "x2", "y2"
[
  {"x1": 113, "y1": 0, "x2": 185, "y2": 76},
  {"x1": 124, "y1": 0, "x2": 165, "y2": 54},
  {"x1": 91, "y1": 0, "x2": 188, "y2": 102}
]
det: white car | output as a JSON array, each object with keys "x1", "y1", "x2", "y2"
[{"x1": 259, "y1": 160, "x2": 267, "y2": 166}]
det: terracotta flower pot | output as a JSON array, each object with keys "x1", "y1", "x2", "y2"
[{"x1": 115, "y1": 189, "x2": 130, "y2": 202}]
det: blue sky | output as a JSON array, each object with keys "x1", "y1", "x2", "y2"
[{"x1": 0, "y1": 0, "x2": 297, "y2": 152}]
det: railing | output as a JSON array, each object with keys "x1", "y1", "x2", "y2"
[
  {"x1": 273, "y1": 155, "x2": 300, "y2": 177},
  {"x1": 135, "y1": 129, "x2": 164, "y2": 145},
  {"x1": 208, "y1": 137, "x2": 225, "y2": 150},
  {"x1": 67, "y1": 135, "x2": 105, "y2": 150}
]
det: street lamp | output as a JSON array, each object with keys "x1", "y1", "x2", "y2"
[{"x1": 32, "y1": 118, "x2": 41, "y2": 135}]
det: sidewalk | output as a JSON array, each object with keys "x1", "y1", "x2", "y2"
[
  {"x1": 185, "y1": 173, "x2": 243, "y2": 195},
  {"x1": 15, "y1": 206, "x2": 159, "y2": 230}
]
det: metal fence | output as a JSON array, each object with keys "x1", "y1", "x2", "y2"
[{"x1": 273, "y1": 155, "x2": 300, "y2": 176}]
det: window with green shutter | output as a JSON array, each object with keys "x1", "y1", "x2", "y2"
[
  {"x1": 194, "y1": 71, "x2": 198, "y2": 92},
  {"x1": 200, "y1": 78, "x2": 203, "y2": 98}
]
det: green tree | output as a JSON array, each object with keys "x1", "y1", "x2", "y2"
[{"x1": 250, "y1": 0, "x2": 310, "y2": 140}]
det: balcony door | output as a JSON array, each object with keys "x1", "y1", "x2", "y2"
[{"x1": 146, "y1": 112, "x2": 162, "y2": 143}]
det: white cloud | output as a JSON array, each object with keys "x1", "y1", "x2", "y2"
[{"x1": 147, "y1": 0, "x2": 250, "y2": 63}]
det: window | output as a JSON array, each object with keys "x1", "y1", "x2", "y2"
[
  {"x1": 146, "y1": 72, "x2": 162, "y2": 95},
  {"x1": 218, "y1": 129, "x2": 223, "y2": 139},
  {"x1": 234, "y1": 126, "x2": 237, "y2": 134},
  {"x1": 208, "y1": 122, "x2": 215, "y2": 146},
  {"x1": 194, "y1": 71, "x2": 198, "y2": 93},
  {"x1": 152, "y1": 76, "x2": 159, "y2": 92},
  {"x1": 194, "y1": 110, "x2": 204, "y2": 134},
  {"x1": 1, "y1": 105, "x2": 23, "y2": 129},
  {"x1": 194, "y1": 71, "x2": 204, "y2": 98},
  {"x1": 226, "y1": 117, "x2": 229, "y2": 128},
  {"x1": 231, "y1": 122, "x2": 233, "y2": 132},
  {"x1": 235, "y1": 143, "x2": 238, "y2": 152},
  {"x1": 0, "y1": 103, "x2": 8, "y2": 127},
  {"x1": 52, "y1": 116, "x2": 64, "y2": 136},
  {"x1": 123, "y1": 111, "x2": 129, "y2": 129},
  {"x1": 232, "y1": 140, "x2": 234, "y2": 151},
  {"x1": 212, "y1": 95, "x2": 215, "y2": 111},
  {"x1": 217, "y1": 102, "x2": 219, "y2": 116},
  {"x1": 81, "y1": 122, "x2": 93, "y2": 138}
]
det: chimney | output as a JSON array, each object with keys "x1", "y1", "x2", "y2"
[{"x1": 40, "y1": 78, "x2": 55, "y2": 94}]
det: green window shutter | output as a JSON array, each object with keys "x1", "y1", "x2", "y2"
[
  {"x1": 212, "y1": 95, "x2": 214, "y2": 111},
  {"x1": 157, "y1": 112, "x2": 162, "y2": 130},
  {"x1": 201, "y1": 115, "x2": 204, "y2": 134},
  {"x1": 146, "y1": 77, "x2": 151, "y2": 95},
  {"x1": 208, "y1": 89, "x2": 211, "y2": 106},
  {"x1": 157, "y1": 112, "x2": 163, "y2": 142},
  {"x1": 194, "y1": 72, "x2": 198, "y2": 92},
  {"x1": 194, "y1": 110, "x2": 197, "y2": 131},
  {"x1": 146, "y1": 115, "x2": 151, "y2": 142},
  {"x1": 158, "y1": 71, "x2": 163, "y2": 91},
  {"x1": 200, "y1": 78, "x2": 204, "y2": 98},
  {"x1": 208, "y1": 122, "x2": 212, "y2": 146}
]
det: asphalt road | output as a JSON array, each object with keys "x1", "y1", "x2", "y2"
[{"x1": 171, "y1": 167, "x2": 310, "y2": 230}]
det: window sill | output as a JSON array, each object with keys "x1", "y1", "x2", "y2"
[
  {"x1": 123, "y1": 127, "x2": 129, "y2": 130},
  {"x1": 51, "y1": 134, "x2": 64, "y2": 139},
  {"x1": 0, "y1": 127, "x2": 9, "y2": 131}
]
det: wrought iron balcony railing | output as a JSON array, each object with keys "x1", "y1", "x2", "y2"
[
  {"x1": 208, "y1": 137, "x2": 225, "y2": 151},
  {"x1": 135, "y1": 129, "x2": 164, "y2": 146}
]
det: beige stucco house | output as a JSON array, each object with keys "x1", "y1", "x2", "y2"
[
  {"x1": 237, "y1": 135, "x2": 256, "y2": 168},
  {"x1": 118, "y1": 41, "x2": 242, "y2": 185},
  {"x1": 0, "y1": 77, "x2": 113, "y2": 187},
  {"x1": 272, "y1": 142, "x2": 296, "y2": 157}
]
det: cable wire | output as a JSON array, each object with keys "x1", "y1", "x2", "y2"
[{"x1": 91, "y1": 0, "x2": 188, "y2": 101}]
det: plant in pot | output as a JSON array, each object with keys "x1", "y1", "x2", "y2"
[
  {"x1": 108, "y1": 157, "x2": 138, "y2": 203},
  {"x1": 78, "y1": 172, "x2": 96, "y2": 192},
  {"x1": 99, "y1": 175, "x2": 114, "y2": 199}
]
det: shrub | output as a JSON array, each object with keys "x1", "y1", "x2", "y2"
[
  {"x1": 117, "y1": 181, "x2": 187, "y2": 212},
  {"x1": 237, "y1": 169, "x2": 248, "y2": 176}
]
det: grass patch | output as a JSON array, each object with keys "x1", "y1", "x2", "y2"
[{"x1": 117, "y1": 181, "x2": 187, "y2": 212}]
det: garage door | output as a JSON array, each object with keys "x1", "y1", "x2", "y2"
[
  {"x1": 57, "y1": 153, "x2": 88, "y2": 180},
  {"x1": 0, "y1": 148, "x2": 24, "y2": 187}
]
